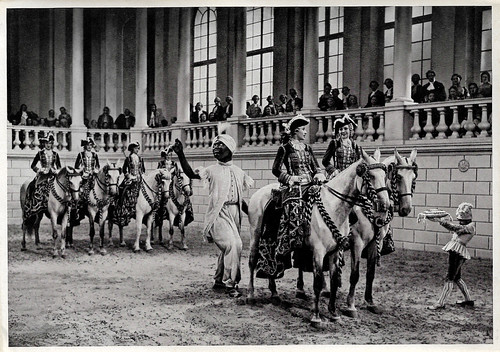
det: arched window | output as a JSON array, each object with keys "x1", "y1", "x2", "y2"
[
  {"x1": 193, "y1": 7, "x2": 217, "y2": 113},
  {"x1": 318, "y1": 7, "x2": 344, "y2": 97},
  {"x1": 246, "y1": 7, "x2": 274, "y2": 103},
  {"x1": 384, "y1": 6, "x2": 432, "y2": 83}
]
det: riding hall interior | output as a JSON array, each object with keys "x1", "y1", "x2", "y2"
[{"x1": 7, "y1": 6, "x2": 492, "y2": 258}]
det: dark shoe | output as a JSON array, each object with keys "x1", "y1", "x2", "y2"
[
  {"x1": 427, "y1": 304, "x2": 445, "y2": 310},
  {"x1": 456, "y1": 300, "x2": 474, "y2": 307}
]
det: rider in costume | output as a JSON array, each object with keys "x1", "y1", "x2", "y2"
[
  {"x1": 110, "y1": 141, "x2": 145, "y2": 227},
  {"x1": 24, "y1": 135, "x2": 61, "y2": 224},
  {"x1": 72, "y1": 137, "x2": 100, "y2": 225},
  {"x1": 257, "y1": 114, "x2": 326, "y2": 279}
]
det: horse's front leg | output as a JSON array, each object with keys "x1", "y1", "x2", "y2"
[
  {"x1": 21, "y1": 222, "x2": 27, "y2": 251},
  {"x1": 35, "y1": 216, "x2": 42, "y2": 249},
  {"x1": 133, "y1": 211, "x2": 143, "y2": 252},
  {"x1": 98, "y1": 208, "x2": 108, "y2": 255},
  {"x1": 88, "y1": 210, "x2": 96, "y2": 255},
  {"x1": 311, "y1": 254, "x2": 325, "y2": 326},
  {"x1": 365, "y1": 239, "x2": 382, "y2": 314},
  {"x1": 246, "y1": 233, "x2": 259, "y2": 305},
  {"x1": 107, "y1": 219, "x2": 114, "y2": 247},
  {"x1": 60, "y1": 208, "x2": 69, "y2": 259},
  {"x1": 119, "y1": 226, "x2": 126, "y2": 247},
  {"x1": 145, "y1": 214, "x2": 154, "y2": 252},
  {"x1": 165, "y1": 211, "x2": 175, "y2": 250},
  {"x1": 49, "y1": 210, "x2": 60, "y2": 258},
  {"x1": 327, "y1": 252, "x2": 341, "y2": 321},
  {"x1": 345, "y1": 237, "x2": 363, "y2": 318},
  {"x1": 179, "y1": 214, "x2": 188, "y2": 250}
]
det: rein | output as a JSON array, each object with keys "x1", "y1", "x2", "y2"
[
  {"x1": 168, "y1": 167, "x2": 191, "y2": 215},
  {"x1": 141, "y1": 173, "x2": 169, "y2": 223},
  {"x1": 87, "y1": 167, "x2": 120, "y2": 214}
]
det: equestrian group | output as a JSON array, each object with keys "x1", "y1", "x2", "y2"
[
  {"x1": 20, "y1": 113, "x2": 418, "y2": 324},
  {"x1": 20, "y1": 135, "x2": 193, "y2": 258}
]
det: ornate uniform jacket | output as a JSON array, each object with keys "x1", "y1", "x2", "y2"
[
  {"x1": 322, "y1": 138, "x2": 362, "y2": 175},
  {"x1": 75, "y1": 151, "x2": 100, "y2": 178},
  {"x1": 123, "y1": 154, "x2": 145, "y2": 178},
  {"x1": 31, "y1": 149, "x2": 61, "y2": 173},
  {"x1": 272, "y1": 141, "x2": 321, "y2": 185}
]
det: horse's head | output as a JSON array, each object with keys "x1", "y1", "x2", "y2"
[
  {"x1": 386, "y1": 148, "x2": 418, "y2": 217},
  {"x1": 61, "y1": 166, "x2": 83, "y2": 202},
  {"x1": 157, "y1": 168, "x2": 171, "y2": 196},
  {"x1": 103, "y1": 160, "x2": 122, "y2": 196},
  {"x1": 357, "y1": 149, "x2": 391, "y2": 224},
  {"x1": 173, "y1": 163, "x2": 192, "y2": 197}
]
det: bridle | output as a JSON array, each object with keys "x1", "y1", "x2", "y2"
[
  {"x1": 169, "y1": 164, "x2": 192, "y2": 215},
  {"x1": 389, "y1": 160, "x2": 418, "y2": 205},
  {"x1": 51, "y1": 168, "x2": 81, "y2": 204},
  {"x1": 88, "y1": 165, "x2": 122, "y2": 211}
]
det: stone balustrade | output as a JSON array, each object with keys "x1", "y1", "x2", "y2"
[
  {"x1": 10, "y1": 126, "x2": 72, "y2": 152},
  {"x1": 407, "y1": 98, "x2": 492, "y2": 140},
  {"x1": 183, "y1": 122, "x2": 219, "y2": 149},
  {"x1": 143, "y1": 128, "x2": 173, "y2": 151},
  {"x1": 238, "y1": 115, "x2": 290, "y2": 147},
  {"x1": 87, "y1": 129, "x2": 133, "y2": 154}
]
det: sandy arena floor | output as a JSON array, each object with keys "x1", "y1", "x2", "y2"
[{"x1": 7, "y1": 222, "x2": 493, "y2": 346}]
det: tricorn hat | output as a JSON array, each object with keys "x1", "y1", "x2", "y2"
[
  {"x1": 128, "y1": 141, "x2": 140, "y2": 152},
  {"x1": 81, "y1": 137, "x2": 95, "y2": 147},
  {"x1": 285, "y1": 114, "x2": 309, "y2": 134},
  {"x1": 333, "y1": 114, "x2": 357, "y2": 135}
]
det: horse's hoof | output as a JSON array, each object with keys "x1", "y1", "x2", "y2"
[
  {"x1": 342, "y1": 308, "x2": 358, "y2": 318},
  {"x1": 133, "y1": 248, "x2": 141, "y2": 253},
  {"x1": 100, "y1": 248, "x2": 107, "y2": 255},
  {"x1": 321, "y1": 291, "x2": 331, "y2": 298},
  {"x1": 120, "y1": 242, "x2": 127, "y2": 247},
  {"x1": 67, "y1": 244, "x2": 74, "y2": 249},
  {"x1": 310, "y1": 317, "x2": 326, "y2": 329},
  {"x1": 181, "y1": 245, "x2": 188, "y2": 250},
  {"x1": 295, "y1": 291, "x2": 309, "y2": 300},
  {"x1": 166, "y1": 244, "x2": 173, "y2": 250},
  {"x1": 52, "y1": 253, "x2": 57, "y2": 259},
  {"x1": 367, "y1": 305, "x2": 384, "y2": 315},
  {"x1": 146, "y1": 247, "x2": 153, "y2": 253},
  {"x1": 21, "y1": 247, "x2": 27, "y2": 252},
  {"x1": 88, "y1": 250, "x2": 94, "y2": 256},
  {"x1": 329, "y1": 308, "x2": 341, "y2": 321},
  {"x1": 270, "y1": 296, "x2": 281, "y2": 306},
  {"x1": 61, "y1": 254, "x2": 66, "y2": 259}
]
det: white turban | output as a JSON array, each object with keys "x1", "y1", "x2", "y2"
[{"x1": 212, "y1": 134, "x2": 236, "y2": 154}]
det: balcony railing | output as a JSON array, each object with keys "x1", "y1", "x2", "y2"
[{"x1": 7, "y1": 98, "x2": 492, "y2": 155}]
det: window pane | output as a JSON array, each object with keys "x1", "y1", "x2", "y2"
[
  {"x1": 411, "y1": 42, "x2": 422, "y2": 61},
  {"x1": 481, "y1": 51, "x2": 492, "y2": 72},
  {"x1": 252, "y1": 55, "x2": 261, "y2": 68},
  {"x1": 319, "y1": 21, "x2": 326, "y2": 37},
  {"x1": 262, "y1": 67, "x2": 271, "y2": 82},
  {"x1": 262, "y1": 53, "x2": 272, "y2": 67},
  {"x1": 208, "y1": 33, "x2": 216, "y2": 46},
  {"x1": 253, "y1": 37, "x2": 261, "y2": 50},
  {"x1": 319, "y1": 7, "x2": 326, "y2": 21},
  {"x1": 246, "y1": 38, "x2": 252, "y2": 51},
  {"x1": 412, "y1": 23, "x2": 423, "y2": 42},
  {"x1": 330, "y1": 18, "x2": 339, "y2": 34},
  {"x1": 263, "y1": 34, "x2": 272, "y2": 48},
  {"x1": 330, "y1": 39, "x2": 338, "y2": 54},
  {"x1": 253, "y1": 22, "x2": 261, "y2": 37},
  {"x1": 384, "y1": 47, "x2": 394, "y2": 65},
  {"x1": 338, "y1": 37, "x2": 343, "y2": 53},
  {"x1": 482, "y1": 30, "x2": 492, "y2": 51},
  {"x1": 339, "y1": 17, "x2": 344, "y2": 32},
  {"x1": 482, "y1": 9, "x2": 492, "y2": 29},
  {"x1": 384, "y1": 65, "x2": 394, "y2": 82},
  {"x1": 423, "y1": 6, "x2": 432, "y2": 15},
  {"x1": 208, "y1": 47, "x2": 216, "y2": 60},
  {"x1": 423, "y1": 22, "x2": 432, "y2": 40},
  {"x1": 422, "y1": 59, "x2": 431, "y2": 74},
  {"x1": 319, "y1": 41, "x2": 325, "y2": 58},
  {"x1": 384, "y1": 28, "x2": 394, "y2": 46},
  {"x1": 329, "y1": 73, "x2": 338, "y2": 87},
  {"x1": 411, "y1": 62, "x2": 420, "y2": 77},
  {"x1": 329, "y1": 56, "x2": 338, "y2": 72},
  {"x1": 263, "y1": 19, "x2": 272, "y2": 34},
  {"x1": 263, "y1": 7, "x2": 272, "y2": 20},
  {"x1": 194, "y1": 50, "x2": 201, "y2": 63},
  {"x1": 208, "y1": 63, "x2": 216, "y2": 77},
  {"x1": 412, "y1": 6, "x2": 423, "y2": 18},
  {"x1": 330, "y1": 6, "x2": 339, "y2": 18},
  {"x1": 318, "y1": 58, "x2": 324, "y2": 75},
  {"x1": 252, "y1": 70, "x2": 260, "y2": 84},
  {"x1": 422, "y1": 41, "x2": 431, "y2": 60},
  {"x1": 385, "y1": 6, "x2": 395, "y2": 23},
  {"x1": 209, "y1": 20, "x2": 216, "y2": 34}
]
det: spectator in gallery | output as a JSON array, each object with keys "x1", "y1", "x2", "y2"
[
  {"x1": 276, "y1": 94, "x2": 288, "y2": 114},
  {"x1": 58, "y1": 106, "x2": 72, "y2": 128},
  {"x1": 148, "y1": 103, "x2": 168, "y2": 127},
  {"x1": 43, "y1": 109, "x2": 57, "y2": 127},
  {"x1": 331, "y1": 88, "x2": 345, "y2": 110},
  {"x1": 97, "y1": 106, "x2": 114, "y2": 129},
  {"x1": 223, "y1": 96, "x2": 233, "y2": 120},
  {"x1": 318, "y1": 83, "x2": 333, "y2": 111},
  {"x1": 190, "y1": 102, "x2": 208, "y2": 123},
  {"x1": 209, "y1": 96, "x2": 225, "y2": 122},
  {"x1": 115, "y1": 108, "x2": 136, "y2": 129},
  {"x1": 467, "y1": 83, "x2": 483, "y2": 99},
  {"x1": 246, "y1": 94, "x2": 262, "y2": 118},
  {"x1": 341, "y1": 86, "x2": 353, "y2": 109},
  {"x1": 447, "y1": 86, "x2": 462, "y2": 101},
  {"x1": 263, "y1": 95, "x2": 278, "y2": 117},
  {"x1": 364, "y1": 80, "x2": 385, "y2": 108},
  {"x1": 427, "y1": 91, "x2": 437, "y2": 103},
  {"x1": 478, "y1": 71, "x2": 492, "y2": 98},
  {"x1": 11, "y1": 104, "x2": 37, "y2": 126},
  {"x1": 384, "y1": 78, "x2": 394, "y2": 103},
  {"x1": 411, "y1": 73, "x2": 426, "y2": 103},
  {"x1": 423, "y1": 70, "x2": 446, "y2": 102},
  {"x1": 346, "y1": 94, "x2": 359, "y2": 109},
  {"x1": 285, "y1": 88, "x2": 303, "y2": 112},
  {"x1": 450, "y1": 73, "x2": 468, "y2": 99}
]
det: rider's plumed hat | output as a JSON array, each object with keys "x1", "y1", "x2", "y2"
[
  {"x1": 128, "y1": 141, "x2": 141, "y2": 152},
  {"x1": 212, "y1": 134, "x2": 236, "y2": 154},
  {"x1": 334, "y1": 114, "x2": 357, "y2": 135},
  {"x1": 285, "y1": 114, "x2": 309, "y2": 134},
  {"x1": 81, "y1": 137, "x2": 96, "y2": 147}
]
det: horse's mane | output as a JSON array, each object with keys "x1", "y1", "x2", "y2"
[{"x1": 325, "y1": 158, "x2": 364, "y2": 190}]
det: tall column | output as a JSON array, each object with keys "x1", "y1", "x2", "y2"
[
  {"x1": 391, "y1": 7, "x2": 412, "y2": 102},
  {"x1": 71, "y1": 8, "x2": 87, "y2": 152},
  {"x1": 135, "y1": 8, "x2": 148, "y2": 128},
  {"x1": 71, "y1": 8, "x2": 85, "y2": 127},
  {"x1": 302, "y1": 7, "x2": 319, "y2": 110},
  {"x1": 232, "y1": 7, "x2": 247, "y2": 117},
  {"x1": 176, "y1": 8, "x2": 193, "y2": 123}
]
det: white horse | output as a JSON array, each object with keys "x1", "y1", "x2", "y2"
[
  {"x1": 47, "y1": 166, "x2": 83, "y2": 258},
  {"x1": 247, "y1": 149, "x2": 391, "y2": 325},
  {"x1": 108, "y1": 169, "x2": 171, "y2": 252},
  {"x1": 155, "y1": 162, "x2": 193, "y2": 250},
  {"x1": 345, "y1": 148, "x2": 417, "y2": 317}
]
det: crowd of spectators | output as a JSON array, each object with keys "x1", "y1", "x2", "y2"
[{"x1": 9, "y1": 71, "x2": 492, "y2": 127}]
